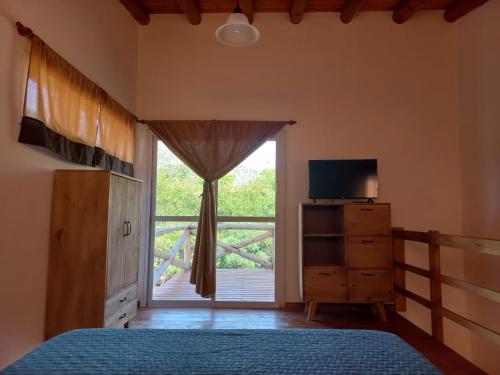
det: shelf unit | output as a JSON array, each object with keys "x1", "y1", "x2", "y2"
[{"x1": 298, "y1": 202, "x2": 393, "y2": 321}]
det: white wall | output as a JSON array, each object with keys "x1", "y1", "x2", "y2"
[
  {"x1": 0, "y1": 0, "x2": 138, "y2": 368},
  {"x1": 457, "y1": 1, "x2": 500, "y2": 374},
  {"x1": 2, "y1": 3, "x2": 496, "y2": 372},
  {"x1": 137, "y1": 11, "x2": 469, "y2": 358}
]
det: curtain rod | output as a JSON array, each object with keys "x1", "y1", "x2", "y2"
[
  {"x1": 139, "y1": 120, "x2": 297, "y2": 125},
  {"x1": 16, "y1": 22, "x2": 34, "y2": 39},
  {"x1": 16, "y1": 23, "x2": 296, "y2": 127},
  {"x1": 16, "y1": 21, "x2": 142, "y2": 123}
]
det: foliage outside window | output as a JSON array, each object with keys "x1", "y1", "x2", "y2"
[{"x1": 154, "y1": 141, "x2": 276, "y2": 284}]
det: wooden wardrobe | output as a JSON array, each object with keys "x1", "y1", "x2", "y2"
[{"x1": 45, "y1": 170, "x2": 142, "y2": 339}]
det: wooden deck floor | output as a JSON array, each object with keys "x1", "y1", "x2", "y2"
[
  {"x1": 153, "y1": 269, "x2": 275, "y2": 302},
  {"x1": 131, "y1": 307, "x2": 485, "y2": 375}
]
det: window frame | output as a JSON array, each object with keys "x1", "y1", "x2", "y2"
[{"x1": 146, "y1": 133, "x2": 286, "y2": 308}]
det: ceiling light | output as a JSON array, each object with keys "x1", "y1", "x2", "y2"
[{"x1": 215, "y1": 13, "x2": 260, "y2": 47}]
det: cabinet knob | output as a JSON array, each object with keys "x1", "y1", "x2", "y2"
[
  {"x1": 118, "y1": 312, "x2": 128, "y2": 320},
  {"x1": 119, "y1": 297, "x2": 128, "y2": 303}
]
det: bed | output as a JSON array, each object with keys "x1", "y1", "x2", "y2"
[{"x1": 2, "y1": 329, "x2": 441, "y2": 374}]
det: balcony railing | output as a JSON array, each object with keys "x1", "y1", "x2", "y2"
[
  {"x1": 392, "y1": 227, "x2": 500, "y2": 346},
  {"x1": 153, "y1": 223, "x2": 275, "y2": 288}
]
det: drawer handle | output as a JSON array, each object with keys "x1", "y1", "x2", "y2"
[
  {"x1": 123, "y1": 221, "x2": 132, "y2": 237},
  {"x1": 118, "y1": 312, "x2": 128, "y2": 320},
  {"x1": 318, "y1": 272, "x2": 333, "y2": 276},
  {"x1": 361, "y1": 240, "x2": 374, "y2": 244},
  {"x1": 119, "y1": 297, "x2": 128, "y2": 303},
  {"x1": 361, "y1": 273, "x2": 375, "y2": 277},
  {"x1": 361, "y1": 208, "x2": 374, "y2": 211}
]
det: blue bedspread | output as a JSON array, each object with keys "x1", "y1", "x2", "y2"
[{"x1": 2, "y1": 329, "x2": 441, "y2": 374}]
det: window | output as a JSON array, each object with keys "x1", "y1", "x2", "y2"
[{"x1": 151, "y1": 140, "x2": 277, "y2": 305}]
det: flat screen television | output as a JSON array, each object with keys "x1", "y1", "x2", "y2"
[{"x1": 308, "y1": 159, "x2": 378, "y2": 200}]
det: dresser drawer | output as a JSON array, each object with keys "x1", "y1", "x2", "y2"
[
  {"x1": 105, "y1": 300, "x2": 137, "y2": 328},
  {"x1": 346, "y1": 205, "x2": 391, "y2": 236},
  {"x1": 348, "y1": 270, "x2": 392, "y2": 302},
  {"x1": 304, "y1": 268, "x2": 347, "y2": 300},
  {"x1": 348, "y1": 237, "x2": 392, "y2": 268},
  {"x1": 105, "y1": 283, "x2": 137, "y2": 318}
]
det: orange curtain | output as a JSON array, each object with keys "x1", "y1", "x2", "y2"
[
  {"x1": 20, "y1": 36, "x2": 103, "y2": 165},
  {"x1": 19, "y1": 36, "x2": 136, "y2": 175},
  {"x1": 95, "y1": 96, "x2": 136, "y2": 176},
  {"x1": 147, "y1": 120, "x2": 290, "y2": 297}
]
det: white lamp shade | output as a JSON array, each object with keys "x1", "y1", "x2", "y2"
[{"x1": 215, "y1": 13, "x2": 260, "y2": 47}]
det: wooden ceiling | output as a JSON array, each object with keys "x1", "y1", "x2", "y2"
[{"x1": 119, "y1": 0, "x2": 490, "y2": 25}]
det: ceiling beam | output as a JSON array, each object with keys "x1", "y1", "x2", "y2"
[
  {"x1": 239, "y1": 0, "x2": 254, "y2": 24},
  {"x1": 340, "y1": 0, "x2": 368, "y2": 24},
  {"x1": 289, "y1": 0, "x2": 307, "y2": 24},
  {"x1": 119, "y1": 0, "x2": 150, "y2": 25},
  {"x1": 444, "y1": 0, "x2": 489, "y2": 22},
  {"x1": 177, "y1": 0, "x2": 202, "y2": 25},
  {"x1": 392, "y1": 0, "x2": 428, "y2": 24}
]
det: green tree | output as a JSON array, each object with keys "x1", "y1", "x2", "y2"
[{"x1": 154, "y1": 142, "x2": 276, "y2": 284}]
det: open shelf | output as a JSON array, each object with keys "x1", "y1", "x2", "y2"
[
  {"x1": 303, "y1": 237, "x2": 346, "y2": 268},
  {"x1": 302, "y1": 205, "x2": 344, "y2": 235}
]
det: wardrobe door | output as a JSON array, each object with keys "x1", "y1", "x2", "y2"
[
  {"x1": 106, "y1": 174, "x2": 128, "y2": 297},
  {"x1": 46, "y1": 171, "x2": 109, "y2": 338},
  {"x1": 124, "y1": 179, "x2": 142, "y2": 287}
]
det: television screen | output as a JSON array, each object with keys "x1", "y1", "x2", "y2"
[{"x1": 308, "y1": 159, "x2": 378, "y2": 199}]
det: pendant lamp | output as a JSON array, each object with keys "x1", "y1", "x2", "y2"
[{"x1": 215, "y1": 6, "x2": 260, "y2": 47}]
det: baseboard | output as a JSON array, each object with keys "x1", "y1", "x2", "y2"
[
  {"x1": 283, "y1": 302, "x2": 305, "y2": 310},
  {"x1": 283, "y1": 302, "x2": 395, "y2": 311}
]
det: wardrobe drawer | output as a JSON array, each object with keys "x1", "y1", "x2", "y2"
[
  {"x1": 105, "y1": 300, "x2": 137, "y2": 328},
  {"x1": 346, "y1": 205, "x2": 391, "y2": 236},
  {"x1": 304, "y1": 268, "x2": 347, "y2": 300},
  {"x1": 348, "y1": 270, "x2": 392, "y2": 302},
  {"x1": 105, "y1": 283, "x2": 137, "y2": 318},
  {"x1": 348, "y1": 237, "x2": 392, "y2": 268}
]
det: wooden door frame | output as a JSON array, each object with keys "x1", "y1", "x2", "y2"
[{"x1": 145, "y1": 133, "x2": 286, "y2": 308}]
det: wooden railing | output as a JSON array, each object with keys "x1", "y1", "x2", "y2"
[
  {"x1": 153, "y1": 223, "x2": 274, "y2": 286},
  {"x1": 392, "y1": 227, "x2": 500, "y2": 346}
]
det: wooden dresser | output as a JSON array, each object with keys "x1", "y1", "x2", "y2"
[
  {"x1": 45, "y1": 170, "x2": 142, "y2": 339},
  {"x1": 298, "y1": 203, "x2": 393, "y2": 321}
]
